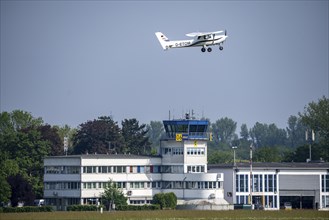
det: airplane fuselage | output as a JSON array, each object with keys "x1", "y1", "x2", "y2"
[{"x1": 155, "y1": 31, "x2": 228, "y2": 52}]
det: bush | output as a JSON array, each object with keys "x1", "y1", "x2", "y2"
[
  {"x1": 116, "y1": 204, "x2": 160, "y2": 211},
  {"x1": 2, "y1": 206, "x2": 53, "y2": 213},
  {"x1": 67, "y1": 205, "x2": 101, "y2": 211},
  {"x1": 152, "y1": 192, "x2": 177, "y2": 209}
]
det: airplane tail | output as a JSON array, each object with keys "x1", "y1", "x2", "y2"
[{"x1": 155, "y1": 32, "x2": 170, "y2": 50}]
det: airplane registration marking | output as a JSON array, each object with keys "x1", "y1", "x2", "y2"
[{"x1": 175, "y1": 41, "x2": 191, "y2": 47}]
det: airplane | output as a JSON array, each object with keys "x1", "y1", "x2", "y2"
[{"x1": 155, "y1": 30, "x2": 228, "y2": 52}]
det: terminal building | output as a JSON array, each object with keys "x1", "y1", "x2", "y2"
[
  {"x1": 43, "y1": 118, "x2": 228, "y2": 211},
  {"x1": 43, "y1": 118, "x2": 329, "y2": 211},
  {"x1": 209, "y1": 162, "x2": 329, "y2": 210}
]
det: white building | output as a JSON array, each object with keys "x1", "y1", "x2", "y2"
[
  {"x1": 208, "y1": 162, "x2": 329, "y2": 210},
  {"x1": 43, "y1": 119, "x2": 228, "y2": 210}
]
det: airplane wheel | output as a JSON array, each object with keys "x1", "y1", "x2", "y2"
[
  {"x1": 201, "y1": 48, "x2": 206, "y2": 52},
  {"x1": 219, "y1": 46, "x2": 223, "y2": 50},
  {"x1": 207, "y1": 47, "x2": 212, "y2": 52}
]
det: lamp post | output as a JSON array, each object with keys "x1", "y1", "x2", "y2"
[
  {"x1": 183, "y1": 176, "x2": 187, "y2": 200},
  {"x1": 305, "y1": 130, "x2": 315, "y2": 162},
  {"x1": 232, "y1": 146, "x2": 237, "y2": 167},
  {"x1": 250, "y1": 143, "x2": 253, "y2": 209}
]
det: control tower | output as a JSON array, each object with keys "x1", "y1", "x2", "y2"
[{"x1": 160, "y1": 114, "x2": 211, "y2": 174}]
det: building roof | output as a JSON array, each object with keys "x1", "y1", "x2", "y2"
[
  {"x1": 45, "y1": 154, "x2": 161, "y2": 160},
  {"x1": 209, "y1": 162, "x2": 329, "y2": 170}
]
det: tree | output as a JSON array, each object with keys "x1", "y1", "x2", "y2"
[
  {"x1": 7, "y1": 174, "x2": 36, "y2": 207},
  {"x1": 250, "y1": 122, "x2": 287, "y2": 147},
  {"x1": 286, "y1": 115, "x2": 306, "y2": 148},
  {"x1": 299, "y1": 96, "x2": 329, "y2": 161},
  {"x1": 73, "y1": 116, "x2": 125, "y2": 154},
  {"x1": 146, "y1": 121, "x2": 165, "y2": 149},
  {"x1": 0, "y1": 110, "x2": 49, "y2": 200},
  {"x1": 38, "y1": 125, "x2": 63, "y2": 156},
  {"x1": 208, "y1": 151, "x2": 233, "y2": 164},
  {"x1": 101, "y1": 180, "x2": 127, "y2": 210},
  {"x1": 0, "y1": 110, "x2": 43, "y2": 133},
  {"x1": 122, "y1": 119, "x2": 151, "y2": 155},
  {"x1": 211, "y1": 117, "x2": 237, "y2": 144},
  {"x1": 240, "y1": 124, "x2": 249, "y2": 141},
  {"x1": 254, "y1": 147, "x2": 282, "y2": 162}
]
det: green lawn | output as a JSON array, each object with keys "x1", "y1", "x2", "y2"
[{"x1": 1, "y1": 210, "x2": 329, "y2": 220}]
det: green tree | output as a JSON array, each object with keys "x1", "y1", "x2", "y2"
[
  {"x1": 211, "y1": 117, "x2": 237, "y2": 144},
  {"x1": 7, "y1": 174, "x2": 35, "y2": 206},
  {"x1": 73, "y1": 116, "x2": 125, "y2": 154},
  {"x1": 299, "y1": 96, "x2": 329, "y2": 161},
  {"x1": 101, "y1": 180, "x2": 127, "y2": 210},
  {"x1": 146, "y1": 121, "x2": 165, "y2": 149},
  {"x1": 0, "y1": 110, "x2": 48, "y2": 200},
  {"x1": 250, "y1": 122, "x2": 287, "y2": 147},
  {"x1": 286, "y1": 115, "x2": 306, "y2": 148},
  {"x1": 38, "y1": 125, "x2": 62, "y2": 156},
  {"x1": 240, "y1": 124, "x2": 249, "y2": 141},
  {"x1": 122, "y1": 119, "x2": 151, "y2": 155},
  {"x1": 254, "y1": 147, "x2": 281, "y2": 162},
  {"x1": 208, "y1": 151, "x2": 233, "y2": 164}
]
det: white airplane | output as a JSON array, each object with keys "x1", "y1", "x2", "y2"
[{"x1": 155, "y1": 30, "x2": 228, "y2": 52}]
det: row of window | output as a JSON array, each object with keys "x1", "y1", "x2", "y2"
[
  {"x1": 236, "y1": 174, "x2": 277, "y2": 193},
  {"x1": 44, "y1": 182, "x2": 80, "y2": 190},
  {"x1": 162, "y1": 181, "x2": 220, "y2": 189},
  {"x1": 186, "y1": 148, "x2": 205, "y2": 155},
  {"x1": 44, "y1": 180, "x2": 220, "y2": 190},
  {"x1": 47, "y1": 165, "x2": 206, "y2": 174},
  {"x1": 236, "y1": 195, "x2": 278, "y2": 208},
  {"x1": 162, "y1": 147, "x2": 205, "y2": 156},
  {"x1": 45, "y1": 166, "x2": 80, "y2": 174}
]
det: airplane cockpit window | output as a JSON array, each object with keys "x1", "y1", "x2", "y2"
[{"x1": 203, "y1": 35, "x2": 211, "y2": 39}]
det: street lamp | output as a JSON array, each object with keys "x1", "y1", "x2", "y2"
[{"x1": 232, "y1": 146, "x2": 237, "y2": 167}]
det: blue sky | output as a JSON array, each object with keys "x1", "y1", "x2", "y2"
[{"x1": 1, "y1": 1, "x2": 328, "y2": 130}]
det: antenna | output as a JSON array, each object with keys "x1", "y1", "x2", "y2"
[{"x1": 63, "y1": 137, "x2": 68, "y2": 156}]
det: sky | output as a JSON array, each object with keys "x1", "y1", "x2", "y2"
[{"x1": 1, "y1": 0, "x2": 328, "y2": 130}]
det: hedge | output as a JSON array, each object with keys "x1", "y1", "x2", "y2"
[
  {"x1": 116, "y1": 204, "x2": 160, "y2": 211},
  {"x1": 1, "y1": 206, "x2": 53, "y2": 213},
  {"x1": 67, "y1": 205, "x2": 102, "y2": 211},
  {"x1": 152, "y1": 192, "x2": 177, "y2": 209}
]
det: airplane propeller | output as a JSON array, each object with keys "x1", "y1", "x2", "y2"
[{"x1": 225, "y1": 29, "x2": 227, "y2": 36}]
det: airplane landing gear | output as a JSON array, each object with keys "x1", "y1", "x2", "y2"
[
  {"x1": 201, "y1": 47, "x2": 212, "y2": 52},
  {"x1": 219, "y1": 46, "x2": 223, "y2": 50}
]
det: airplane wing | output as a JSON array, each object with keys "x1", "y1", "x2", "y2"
[{"x1": 186, "y1": 31, "x2": 223, "y2": 37}]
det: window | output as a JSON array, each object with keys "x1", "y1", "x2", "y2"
[
  {"x1": 253, "y1": 174, "x2": 263, "y2": 192},
  {"x1": 265, "y1": 195, "x2": 277, "y2": 208},
  {"x1": 236, "y1": 174, "x2": 249, "y2": 192},
  {"x1": 45, "y1": 166, "x2": 61, "y2": 174},
  {"x1": 83, "y1": 166, "x2": 97, "y2": 173},
  {"x1": 163, "y1": 147, "x2": 172, "y2": 155},
  {"x1": 265, "y1": 174, "x2": 277, "y2": 192},
  {"x1": 322, "y1": 175, "x2": 329, "y2": 192},
  {"x1": 173, "y1": 148, "x2": 183, "y2": 155},
  {"x1": 322, "y1": 195, "x2": 329, "y2": 208},
  {"x1": 187, "y1": 165, "x2": 205, "y2": 173}
]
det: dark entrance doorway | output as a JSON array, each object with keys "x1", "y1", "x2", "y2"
[{"x1": 280, "y1": 196, "x2": 314, "y2": 209}]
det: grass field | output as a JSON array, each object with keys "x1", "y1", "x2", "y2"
[{"x1": 1, "y1": 210, "x2": 329, "y2": 220}]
